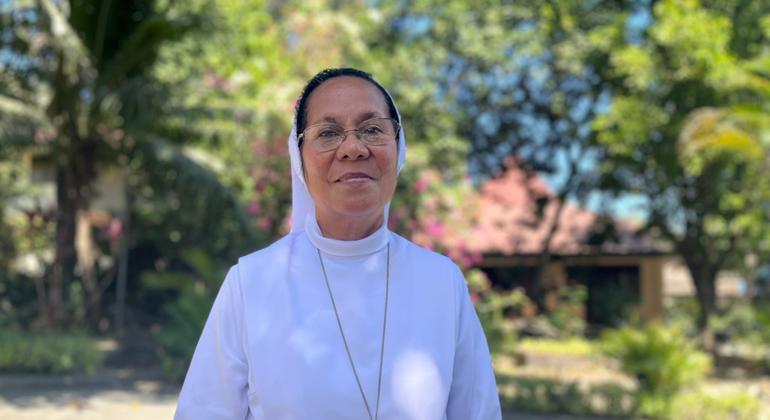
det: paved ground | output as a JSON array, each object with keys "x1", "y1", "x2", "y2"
[
  {"x1": 0, "y1": 367, "x2": 179, "y2": 420},
  {"x1": 2, "y1": 337, "x2": 764, "y2": 420},
  {"x1": 0, "y1": 372, "x2": 597, "y2": 420}
]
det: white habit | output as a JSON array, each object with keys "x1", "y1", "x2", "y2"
[
  {"x1": 176, "y1": 71, "x2": 500, "y2": 419},
  {"x1": 175, "y1": 214, "x2": 501, "y2": 419}
]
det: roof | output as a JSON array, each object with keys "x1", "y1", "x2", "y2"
[{"x1": 467, "y1": 160, "x2": 662, "y2": 256}]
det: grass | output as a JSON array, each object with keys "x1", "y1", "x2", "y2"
[
  {"x1": 517, "y1": 337, "x2": 596, "y2": 356},
  {"x1": 0, "y1": 329, "x2": 104, "y2": 375}
]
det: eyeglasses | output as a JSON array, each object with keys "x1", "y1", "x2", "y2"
[{"x1": 299, "y1": 118, "x2": 400, "y2": 152}]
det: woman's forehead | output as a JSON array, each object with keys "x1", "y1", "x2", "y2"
[{"x1": 305, "y1": 76, "x2": 389, "y2": 124}]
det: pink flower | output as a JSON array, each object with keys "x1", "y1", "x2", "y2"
[
  {"x1": 413, "y1": 178, "x2": 428, "y2": 194},
  {"x1": 247, "y1": 202, "x2": 261, "y2": 216},
  {"x1": 257, "y1": 217, "x2": 272, "y2": 231},
  {"x1": 108, "y1": 219, "x2": 123, "y2": 242},
  {"x1": 425, "y1": 221, "x2": 445, "y2": 238}
]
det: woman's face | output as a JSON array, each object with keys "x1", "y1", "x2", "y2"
[{"x1": 301, "y1": 76, "x2": 398, "y2": 226}]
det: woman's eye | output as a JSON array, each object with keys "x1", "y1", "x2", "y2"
[
  {"x1": 361, "y1": 125, "x2": 384, "y2": 135},
  {"x1": 318, "y1": 129, "x2": 339, "y2": 138}
]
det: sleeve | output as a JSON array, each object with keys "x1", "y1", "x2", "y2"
[
  {"x1": 174, "y1": 265, "x2": 250, "y2": 420},
  {"x1": 446, "y1": 266, "x2": 502, "y2": 420}
]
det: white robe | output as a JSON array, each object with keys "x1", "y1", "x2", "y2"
[{"x1": 175, "y1": 219, "x2": 501, "y2": 420}]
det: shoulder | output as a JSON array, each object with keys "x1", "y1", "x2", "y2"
[
  {"x1": 237, "y1": 232, "x2": 298, "y2": 267},
  {"x1": 230, "y1": 231, "x2": 303, "y2": 284}
]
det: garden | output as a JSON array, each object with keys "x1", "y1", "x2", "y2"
[{"x1": 1, "y1": 0, "x2": 769, "y2": 418}]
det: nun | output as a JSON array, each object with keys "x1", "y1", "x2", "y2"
[{"x1": 174, "y1": 68, "x2": 501, "y2": 420}]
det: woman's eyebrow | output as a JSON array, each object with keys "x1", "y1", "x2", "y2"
[
  {"x1": 310, "y1": 115, "x2": 339, "y2": 125},
  {"x1": 356, "y1": 111, "x2": 384, "y2": 123},
  {"x1": 311, "y1": 111, "x2": 386, "y2": 126}
]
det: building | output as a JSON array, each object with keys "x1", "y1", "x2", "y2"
[{"x1": 467, "y1": 163, "x2": 668, "y2": 325}]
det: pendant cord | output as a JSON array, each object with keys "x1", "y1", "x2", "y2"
[{"x1": 317, "y1": 243, "x2": 390, "y2": 420}]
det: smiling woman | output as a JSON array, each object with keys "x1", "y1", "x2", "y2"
[
  {"x1": 300, "y1": 76, "x2": 399, "y2": 240},
  {"x1": 174, "y1": 68, "x2": 501, "y2": 420}
]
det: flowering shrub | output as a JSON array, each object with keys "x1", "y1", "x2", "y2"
[
  {"x1": 390, "y1": 167, "x2": 482, "y2": 270},
  {"x1": 465, "y1": 269, "x2": 531, "y2": 355}
]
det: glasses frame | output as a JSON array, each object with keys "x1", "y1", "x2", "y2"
[{"x1": 298, "y1": 117, "x2": 401, "y2": 152}]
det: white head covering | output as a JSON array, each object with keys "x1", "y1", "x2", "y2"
[{"x1": 288, "y1": 78, "x2": 407, "y2": 233}]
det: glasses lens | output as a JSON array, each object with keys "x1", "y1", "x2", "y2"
[
  {"x1": 359, "y1": 119, "x2": 398, "y2": 145},
  {"x1": 306, "y1": 125, "x2": 344, "y2": 151},
  {"x1": 304, "y1": 118, "x2": 399, "y2": 151}
]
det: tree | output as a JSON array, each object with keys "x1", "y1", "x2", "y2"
[
  {"x1": 588, "y1": 0, "x2": 770, "y2": 330},
  {"x1": 372, "y1": 0, "x2": 638, "y2": 308},
  {"x1": 0, "y1": 0, "x2": 250, "y2": 329},
  {"x1": 372, "y1": 0, "x2": 770, "y2": 327}
]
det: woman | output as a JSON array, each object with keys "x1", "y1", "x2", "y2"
[{"x1": 175, "y1": 68, "x2": 501, "y2": 420}]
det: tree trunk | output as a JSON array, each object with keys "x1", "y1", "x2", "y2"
[
  {"x1": 76, "y1": 210, "x2": 101, "y2": 326},
  {"x1": 685, "y1": 258, "x2": 718, "y2": 335},
  {"x1": 51, "y1": 162, "x2": 77, "y2": 327},
  {"x1": 532, "y1": 196, "x2": 568, "y2": 312},
  {"x1": 115, "y1": 169, "x2": 131, "y2": 338}
]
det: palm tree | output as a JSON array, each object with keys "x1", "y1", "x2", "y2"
[{"x1": 0, "y1": 0, "x2": 248, "y2": 329}]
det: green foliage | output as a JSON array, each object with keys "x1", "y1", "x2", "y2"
[
  {"x1": 710, "y1": 302, "x2": 770, "y2": 346},
  {"x1": 670, "y1": 390, "x2": 760, "y2": 420},
  {"x1": 0, "y1": 0, "x2": 249, "y2": 329},
  {"x1": 545, "y1": 284, "x2": 587, "y2": 338},
  {"x1": 517, "y1": 338, "x2": 595, "y2": 357},
  {"x1": 466, "y1": 269, "x2": 525, "y2": 355},
  {"x1": 589, "y1": 0, "x2": 770, "y2": 327},
  {"x1": 141, "y1": 248, "x2": 227, "y2": 380},
  {"x1": 664, "y1": 296, "x2": 701, "y2": 337},
  {"x1": 514, "y1": 285, "x2": 588, "y2": 340},
  {"x1": 601, "y1": 323, "x2": 712, "y2": 418},
  {"x1": 0, "y1": 330, "x2": 103, "y2": 375},
  {"x1": 497, "y1": 375, "x2": 635, "y2": 417},
  {"x1": 0, "y1": 272, "x2": 37, "y2": 329}
]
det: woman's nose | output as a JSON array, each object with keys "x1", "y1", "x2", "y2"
[{"x1": 336, "y1": 132, "x2": 370, "y2": 160}]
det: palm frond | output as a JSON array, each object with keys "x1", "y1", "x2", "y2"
[
  {"x1": 100, "y1": 15, "x2": 195, "y2": 88},
  {"x1": 38, "y1": 0, "x2": 96, "y2": 80},
  {"x1": 0, "y1": 94, "x2": 50, "y2": 124},
  {"x1": 131, "y1": 134, "x2": 250, "y2": 226}
]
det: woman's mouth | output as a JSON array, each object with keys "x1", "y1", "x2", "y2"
[{"x1": 337, "y1": 172, "x2": 373, "y2": 182}]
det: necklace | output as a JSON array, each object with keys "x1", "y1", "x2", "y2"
[{"x1": 316, "y1": 243, "x2": 390, "y2": 420}]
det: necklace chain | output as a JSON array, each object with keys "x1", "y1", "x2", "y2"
[{"x1": 316, "y1": 243, "x2": 390, "y2": 420}]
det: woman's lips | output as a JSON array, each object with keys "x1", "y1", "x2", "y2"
[{"x1": 337, "y1": 172, "x2": 373, "y2": 182}]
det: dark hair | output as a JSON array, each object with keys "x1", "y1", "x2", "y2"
[{"x1": 294, "y1": 68, "x2": 399, "y2": 141}]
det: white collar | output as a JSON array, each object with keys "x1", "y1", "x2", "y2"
[{"x1": 305, "y1": 213, "x2": 389, "y2": 257}]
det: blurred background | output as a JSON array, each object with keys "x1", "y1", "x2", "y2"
[{"x1": 1, "y1": 0, "x2": 769, "y2": 419}]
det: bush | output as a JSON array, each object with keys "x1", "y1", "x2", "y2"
[
  {"x1": 0, "y1": 330, "x2": 103, "y2": 375},
  {"x1": 663, "y1": 296, "x2": 700, "y2": 338},
  {"x1": 141, "y1": 248, "x2": 227, "y2": 381},
  {"x1": 466, "y1": 269, "x2": 525, "y2": 355},
  {"x1": 710, "y1": 303, "x2": 767, "y2": 345},
  {"x1": 670, "y1": 390, "x2": 760, "y2": 420},
  {"x1": 0, "y1": 272, "x2": 38, "y2": 329},
  {"x1": 497, "y1": 375, "x2": 635, "y2": 417},
  {"x1": 601, "y1": 323, "x2": 712, "y2": 418},
  {"x1": 546, "y1": 284, "x2": 587, "y2": 338}
]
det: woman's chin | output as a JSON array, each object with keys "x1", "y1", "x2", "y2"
[{"x1": 323, "y1": 200, "x2": 383, "y2": 220}]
